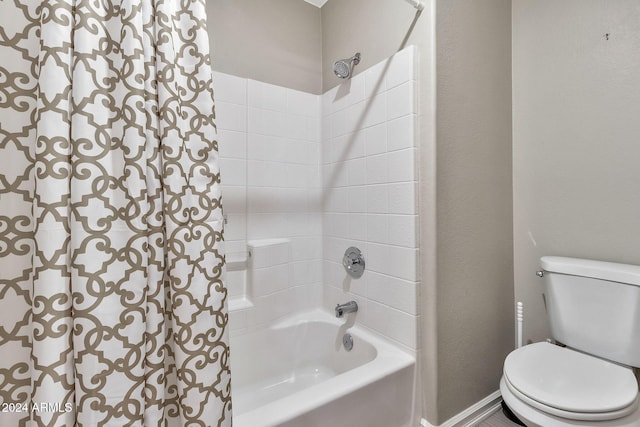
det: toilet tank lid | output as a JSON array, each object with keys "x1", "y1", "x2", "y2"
[{"x1": 540, "y1": 256, "x2": 640, "y2": 287}]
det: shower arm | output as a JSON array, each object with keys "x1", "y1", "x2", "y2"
[{"x1": 403, "y1": 0, "x2": 425, "y2": 11}]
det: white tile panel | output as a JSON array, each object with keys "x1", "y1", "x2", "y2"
[
  {"x1": 387, "y1": 81, "x2": 416, "y2": 121},
  {"x1": 217, "y1": 129, "x2": 246, "y2": 159},
  {"x1": 248, "y1": 79, "x2": 287, "y2": 111},
  {"x1": 360, "y1": 94, "x2": 387, "y2": 129},
  {"x1": 219, "y1": 158, "x2": 246, "y2": 186},
  {"x1": 220, "y1": 185, "x2": 246, "y2": 214},
  {"x1": 346, "y1": 186, "x2": 367, "y2": 213},
  {"x1": 387, "y1": 114, "x2": 416, "y2": 151},
  {"x1": 386, "y1": 246, "x2": 419, "y2": 282},
  {"x1": 222, "y1": 213, "x2": 246, "y2": 241},
  {"x1": 364, "y1": 123, "x2": 387, "y2": 156},
  {"x1": 364, "y1": 59, "x2": 388, "y2": 99},
  {"x1": 366, "y1": 184, "x2": 389, "y2": 214},
  {"x1": 388, "y1": 182, "x2": 417, "y2": 215},
  {"x1": 250, "y1": 264, "x2": 290, "y2": 297},
  {"x1": 286, "y1": 88, "x2": 321, "y2": 117},
  {"x1": 365, "y1": 153, "x2": 389, "y2": 185},
  {"x1": 386, "y1": 46, "x2": 415, "y2": 90},
  {"x1": 363, "y1": 300, "x2": 417, "y2": 348},
  {"x1": 216, "y1": 101, "x2": 247, "y2": 132},
  {"x1": 366, "y1": 214, "x2": 389, "y2": 245},
  {"x1": 320, "y1": 47, "x2": 419, "y2": 348},
  {"x1": 222, "y1": 46, "x2": 419, "y2": 345},
  {"x1": 213, "y1": 71, "x2": 247, "y2": 105},
  {"x1": 346, "y1": 158, "x2": 367, "y2": 186},
  {"x1": 249, "y1": 239, "x2": 290, "y2": 268},
  {"x1": 329, "y1": 76, "x2": 365, "y2": 113},
  {"x1": 387, "y1": 149, "x2": 416, "y2": 183},
  {"x1": 387, "y1": 215, "x2": 418, "y2": 248}
]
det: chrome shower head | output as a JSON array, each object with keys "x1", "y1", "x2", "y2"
[{"x1": 333, "y1": 52, "x2": 361, "y2": 79}]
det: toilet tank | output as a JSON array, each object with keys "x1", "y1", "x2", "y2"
[{"x1": 540, "y1": 256, "x2": 640, "y2": 367}]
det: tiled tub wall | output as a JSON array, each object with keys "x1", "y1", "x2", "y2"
[
  {"x1": 214, "y1": 72, "x2": 323, "y2": 334},
  {"x1": 214, "y1": 45, "x2": 419, "y2": 347},
  {"x1": 322, "y1": 46, "x2": 420, "y2": 352}
]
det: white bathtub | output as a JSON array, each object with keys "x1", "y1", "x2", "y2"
[{"x1": 229, "y1": 310, "x2": 416, "y2": 427}]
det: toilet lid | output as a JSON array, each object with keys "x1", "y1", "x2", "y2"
[{"x1": 504, "y1": 342, "x2": 638, "y2": 414}]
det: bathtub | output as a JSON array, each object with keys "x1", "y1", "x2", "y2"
[{"x1": 229, "y1": 310, "x2": 416, "y2": 427}]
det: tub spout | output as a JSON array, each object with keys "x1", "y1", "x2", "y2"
[{"x1": 335, "y1": 301, "x2": 358, "y2": 318}]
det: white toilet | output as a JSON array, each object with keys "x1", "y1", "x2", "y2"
[{"x1": 500, "y1": 256, "x2": 640, "y2": 427}]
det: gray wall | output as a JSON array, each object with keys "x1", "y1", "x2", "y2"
[
  {"x1": 206, "y1": 0, "x2": 322, "y2": 94},
  {"x1": 513, "y1": 0, "x2": 640, "y2": 344},
  {"x1": 434, "y1": 0, "x2": 513, "y2": 422}
]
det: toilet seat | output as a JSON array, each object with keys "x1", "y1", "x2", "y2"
[{"x1": 503, "y1": 342, "x2": 639, "y2": 421}]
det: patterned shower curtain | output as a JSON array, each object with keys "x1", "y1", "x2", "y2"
[{"x1": 0, "y1": 1, "x2": 231, "y2": 426}]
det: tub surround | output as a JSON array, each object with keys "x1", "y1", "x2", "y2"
[
  {"x1": 217, "y1": 46, "x2": 419, "y2": 352},
  {"x1": 215, "y1": 72, "x2": 323, "y2": 333},
  {"x1": 322, "y1": 46, "x2": 420, "y2": 353},
  {"x1": 230, "y1": 310, "x2": 415, "y2": 427},
  {"x1": 216, "y1": 46, "x2": 420, "y2": 426}
]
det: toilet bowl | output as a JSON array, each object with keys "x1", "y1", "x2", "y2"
[
  {"x1": 501, "y1": 256, "x2": 640, "y2": 427},
  {"x1": 500, "y1": 342, "x2": 640, "y2": 427}
]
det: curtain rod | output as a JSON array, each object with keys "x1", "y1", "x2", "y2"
[{"x1": 403, "y1": 0, "x2": 425, "y2": 11}]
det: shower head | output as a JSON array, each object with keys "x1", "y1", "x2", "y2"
[{"x1": 333, "y1": 52, "x2": 361, "y2": 79}]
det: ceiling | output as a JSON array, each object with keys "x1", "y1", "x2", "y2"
[{"x1": 303, "y1": 0, "x2": 328, "y2": 8}]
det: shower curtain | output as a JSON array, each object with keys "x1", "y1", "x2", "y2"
[{"x1": 0, "y1": 1, "x2": 231, "y2": 426}]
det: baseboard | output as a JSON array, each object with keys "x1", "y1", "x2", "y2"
[{"x1": 420, "y1": 390, "x2": 502, "y2": 427}]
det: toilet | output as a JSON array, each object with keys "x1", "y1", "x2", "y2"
[{"x1": 500, "y1": 256, "x2": 640, "y2": 427}]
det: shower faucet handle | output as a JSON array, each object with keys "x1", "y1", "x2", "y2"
[{"x1": 343, "y1": 247, "x2": 365, "y2": 279}]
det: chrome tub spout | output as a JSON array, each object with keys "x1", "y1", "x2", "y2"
[{"x1": 335, "y1": 301, "x2": 358, "y2": 318}]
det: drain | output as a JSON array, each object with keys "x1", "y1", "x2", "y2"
[{"x1": 342, "y1": 333, "x2": 354, "y2": 351}]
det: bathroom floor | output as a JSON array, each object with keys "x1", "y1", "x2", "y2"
[{"x1": 476, "y1": 409, "x2": 522, "y2": 427}]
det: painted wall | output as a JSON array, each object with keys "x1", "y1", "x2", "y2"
[
  {"x1": 435, "y1": 1, "x2": 513, "y2": 422},
  {"x1": 513, "y1": 0, "x2": 640, "y2": 344},
  {"x1": 206, "y1": 0, "x2": 322, "y2": 94}
]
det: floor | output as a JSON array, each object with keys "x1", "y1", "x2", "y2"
[{"x1": 475, "y1": 408, "x2": 522, "y2": 427}]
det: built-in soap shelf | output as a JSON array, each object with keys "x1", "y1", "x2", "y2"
[
  {"x1": 247, "y1": 238, "x2": 290, "y2": 268},
  {"x1": 228, "y1": 297, "x2": 253, "y2": 311},
  {"x1": 226, "y1": 250, "x2": 251, "y2": 271},
  {"x1": 227, "y1": 238, "x2": 291, "y2": 314}
]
